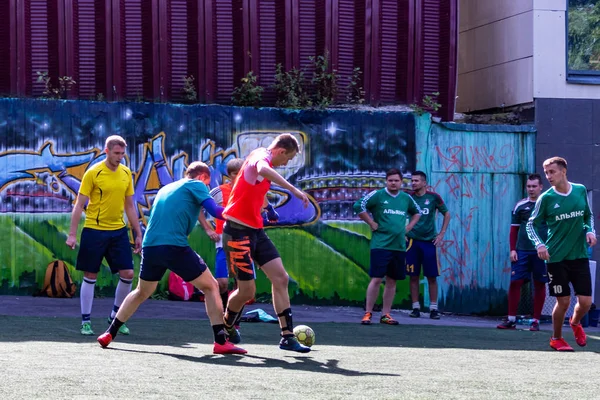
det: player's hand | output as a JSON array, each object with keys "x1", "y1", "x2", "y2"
[
  {"x1": 586, "y1": 232, "x2": 597, "y2": 247},
  {"x1": 510, "y1": 250, "x2": 518, "y2": 263},
  {"x1": 369, "y1": 221, "x2": 379, "y2": 232},
  {"x1": 66, "y1": 234, "x2": 77, "y2": 250},
  {"x1": 433, "y1": 232, "x2": 445, "y2": 247},
  {"x1": 264, "y1": 204, "x2": 280, "y2": 222},
  {"x1": 206, "y1": 230, "x2": 220, "y2": 242},
  {"x1": 292, "y1": 187, "x2": 309, "y2": 208},
  {"x1": 133, "y1": 235, "x2": 142, "y2": 254},
  {"x1": 536, "y1": 245, "x2": 549, "y2": 261}
]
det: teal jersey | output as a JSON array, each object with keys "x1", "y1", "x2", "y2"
[
  {"x1": 353, "y1": 188, "x2": 421, "y2": 251},
  {"x1": 526, "y1": 183, "x2": 594, "y2": 263},
  {"x1": 143, "y1": 179, "x2": 212, "y2": 247},
  {"x1": 511, "y1": 198, "x2": 546, "y2": 251},
  {"x1": 406, "y1": 191, "x2": 448, "y2": 241}
]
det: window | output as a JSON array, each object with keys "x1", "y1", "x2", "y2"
[{"x1": 567, "y1": 0, "x2": 600, "y2": 83}]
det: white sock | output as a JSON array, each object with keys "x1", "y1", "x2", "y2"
[
  {"x1": 80, "y1": 278, "x2": 96, "y2": 324},
  {"x1": 111, "y1": 277, "x2": 133, "y2": 319},
  {"x1": 533, "y1": 318, "x2": 539, "y2": 323},
  {"x1": 430, "y1": 302, "x2": 438, "y2": 311},
  {"x1": 412, "y1": 302, "x2": 420, "y2": 310},
  {"x1": 508, "y1": 315, "x2": 516, "y2": 322}
]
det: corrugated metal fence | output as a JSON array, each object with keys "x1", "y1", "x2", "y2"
[{"x1": 0, "y1": 0, "x2": 457, "y2": 120}]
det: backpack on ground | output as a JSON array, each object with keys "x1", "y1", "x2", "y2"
[{"x1": 37, "y1": 260, "x2": 77, "y2": 298}]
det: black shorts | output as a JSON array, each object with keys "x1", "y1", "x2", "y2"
[
  {"x1": 76, "y1": 227, "x2": 134, "y2": 274},
  {"x1": 139, "y1": 245, "x2": 207, "y2": 282},
  {"x1": 222, "y1": 221, "x2": 280, "y2": 281},
  {"x1": 369, "y1": 249, "x2": 406, "y2": 280},
  {"x1": 547, "y1": 258, "x2": 592, "y2": 297}
]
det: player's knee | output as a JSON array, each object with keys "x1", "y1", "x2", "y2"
[
  {"x1": 217, "y1": 279, "x2": 229, "y2": 293},
  {"x1": 578, "y1": 296, "x2": 593, "y2": 309},
  {"x1": 555, "y1": 297, "x2": 570, "y2": 309},
  {"x1": 271, "y1": 270, "x2": 289, "y2": 289},
  {"x1": 119, "y1": 270, "x2": 134, "y2": 280}
]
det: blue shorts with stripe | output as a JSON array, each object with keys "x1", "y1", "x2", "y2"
[
  {"x1": 512, "y1": 250, "x2": 548, "y2": 282},
  {"x1": 214, "y1": 247, "x2": 229, "y2": 279},
  {"x1": 76, "y1": 227, "x2": 133, "y2": 274},
  {"x1": 140, "y1": 245, "x2": 208, "y2": 282},
  {"x1": 406, "y1": 238, "x2": 439, "y2": 278}
]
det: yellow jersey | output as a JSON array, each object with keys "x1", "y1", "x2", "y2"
[{"x1": 78, "y1": 161, "x2": 135, "y2": 230}]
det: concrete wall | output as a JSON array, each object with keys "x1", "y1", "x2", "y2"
[
  {"x1": 533, "y1": 1, "x2": 600, "y2": 99},
  {"x1": 457, "y1": 0, "x2": 534, "y2": 112}
]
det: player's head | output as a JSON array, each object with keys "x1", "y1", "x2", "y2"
[
  {"x1": 385, "y1": 168, "x2": 402, "y2": 194},
  {"x1": 269, "y1": 133, "x2": 300, "y2": 167},
  {"x1": 526, "y1": 173, "x2": 543, "y2": 199},
  {"x1": 226, "y1": 158, "x2": 244, "y2": 181},
  {"x1": 186, "y1": 161, "x2": 211, "y2": 186},
  {"x1": 411, "y1": 171, "x2": 427, "y2": 192},
  {"x1": 104, "y1": 135, "x2": 127, "y2": 168},
  {"x1": 542, "y1": 157, "x2": 567, "y2": 187}
]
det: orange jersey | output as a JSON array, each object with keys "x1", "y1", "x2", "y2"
[
  {"x1": 223, "y1": 148, "x2": 272, "y2": 229},
  {"x1": 212, "y1": 183, "x2": 232, "y2": 234}
]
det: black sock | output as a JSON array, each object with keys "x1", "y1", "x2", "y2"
[
  {"x1": 224, "y1": 308, "x2": 240, "y2": 328},
  {"x1": 277, "y1": 308, "x2": 294, "y2": 335},
  {"x1": 213, "y1": 324, "x2": 227, "y2": 345},
  {"x1": 108, "y1": 317, "x2": 124, "y2": 338},
  {"x1": 220, "y1": 291, "x2": 229, "y2": 311}
]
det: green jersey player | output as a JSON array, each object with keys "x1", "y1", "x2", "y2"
[
  {"x1": 526, "y1": 157, "x2": 596, "y2": 352},
  {"x1": 353, "y1": 168, "x2": 421, "y2": 325}
]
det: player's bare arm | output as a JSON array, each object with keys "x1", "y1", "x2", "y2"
[
  {"x1": 405, "y1": 213, "x2": 421, "y2": 233},
  {"x1": 357, "y1": 211, "x2": 378, "y2": 231},
  {"x1": 257, "y1": 163, "x2": 309, "y2": 208},
  {"x1": 197, "y1": 211, "x2": 219, "y2": 242},
  {"x1": 125, "y1": 195, "x2": 143, "y2": 254},
  {"x1": 66, "y1": 193, "x2": 89, "y2": 249},
  {"x1": 433, "y1": 211, "x2": 451, "y2": 246}
]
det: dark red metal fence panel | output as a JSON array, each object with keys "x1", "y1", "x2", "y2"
[
  {"x1": 0, "y1": 1, "x2": 16, "y2": 95},
  {"x1": 414, "y1": 0, "x2": 457, "y2": 120},
  {"x1": 16, "y1": 0, "x2": 64, "y2": 97},
  {"x1": 65, "y1": 0, "x2": 112, "y2": 100},
  {"x1": 112, "y1": 0, "x2": 159, "y2": 101},
  {"x1": 5, "y1": 0, "x2": 457, "y2": 119},
  {"x1": 331, "y1": 0, "x2": 366, "y2": 103}
]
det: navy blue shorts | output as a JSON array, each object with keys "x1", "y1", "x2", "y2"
[
  {"x1": 511, "y1": 250, "x2": 548, "y2": 283},
  {"x1": 369, "y1": 249, "x2": 406, "y2": 280},
  {"x1": 139, "y1": 245, "x2": 208, "y2": 282},
  {"x1": 406, "y1": 239, "x2": 439, "y2": 278},
  {"x1": 215, "y1": 247, "x2": 228, "y2": 279},
  {"x1": 222, "y1": 221, "x2": 280, "y2": 281},
  {"x1": 76, "y1": 227, "x2": 133, "y2": 274}
]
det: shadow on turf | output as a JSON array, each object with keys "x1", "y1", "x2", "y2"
[
  {"x1": 1, "y1": 316, "x2": 599, "y2": 354},
  {"x1": 110, "y1": 347, "x2": 399, "y2": 377}
]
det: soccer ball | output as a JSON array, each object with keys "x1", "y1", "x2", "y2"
[{"x1": 293, "y1": 325, "x2": 315, "y2": 347}]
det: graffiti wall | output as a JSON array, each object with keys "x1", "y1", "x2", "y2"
[
  {"x1": 0, "y1": 99, "x2": 536, "y2": 313},
  {"x1": 0, "y1": 99, "x2": 416, "y2": 306}
]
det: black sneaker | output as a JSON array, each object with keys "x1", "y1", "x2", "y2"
[
  {"x1": 496, "y1": 320, "x2": 517, "y2": 330},
  {"x1": 429, "y1": 309, "x2": 441, "y2": 320},
  {"x1": 409, "y1": 308, "x2": 420, "y2": 318},
  {"x1": 225, "y1": 325, "x2": 241, "y2": 344},
  {"x1": 279, "y1": 336, "x2": 311, "y2": 353}
]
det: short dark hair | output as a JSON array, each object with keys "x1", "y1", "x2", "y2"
[
  {"x1": 386, "y1": 168, "x2": 402, "y2": 179},
  {"x1": 527, "y1": 173, "x2": 543, "y2": 185},
  {"x1": 271, "y1": 133, "x2": 300, "y2": 154},
  {"x1": 185, "y1": 161, "x2": 210, "y2": 179},
  {"x1": 226, "y1": 158, "x2": 244, "y2": 176},
  {"x1": 412, "y1": 170, "x2": 427, "y2": 181},
  {"x1": 543, "y1": 156, "x2": 567, "y2": 170}
]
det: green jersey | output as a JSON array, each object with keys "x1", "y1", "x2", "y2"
[
  {"x1": 511, "y1": 198, "x2": 547, "y2": 251},
  {"x1": 353, "y1": 188, "x2": 421, "y2": 251},
  {"x1": 406, "y1": 191, "x2": 448, "y2": 241},
  {"x1": 526, "y1": 183, "x2": 594, "y2": 263}
]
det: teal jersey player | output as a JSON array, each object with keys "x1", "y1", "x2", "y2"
[
  {"x1": 353, "y1": 188, "x2": 421, "y2": 251},
  {"x1": 143, "y1": 178, "x2": 213, "y2": 248},
  {"x1": 526, "y1": 183, "x2": 594, "y2": 263},
  {"x1": 407, "y1": 191, "x2": 449, "y2": 241}
]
